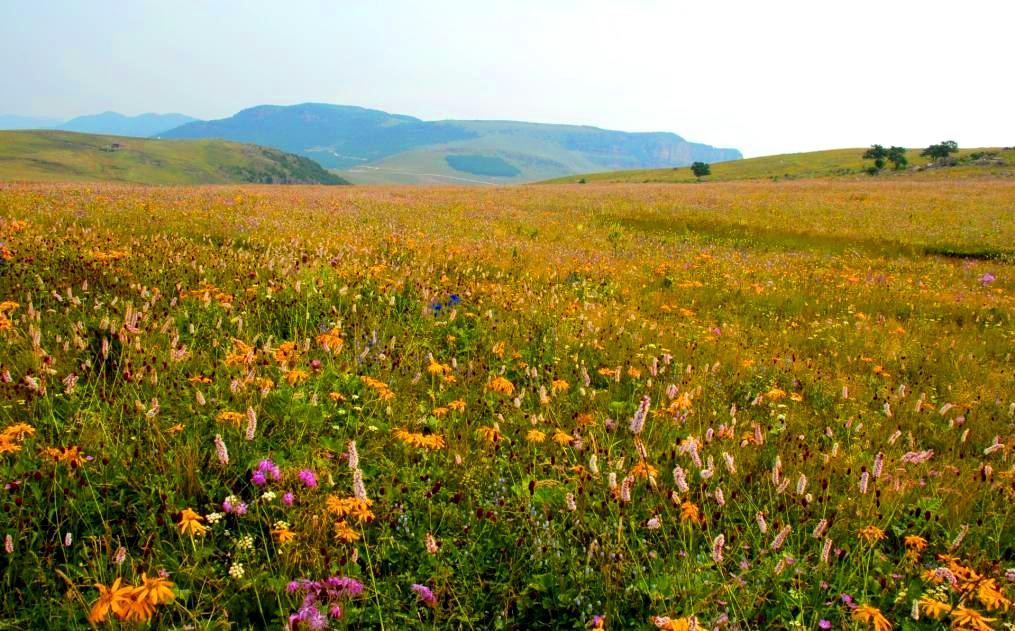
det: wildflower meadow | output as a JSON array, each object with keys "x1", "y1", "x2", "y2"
[{"x1": 0, "y1": 179, "x2": 1012, "y2": 629}]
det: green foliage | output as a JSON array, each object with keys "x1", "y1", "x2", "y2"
[
  {"x1": 887, "y1": 146, "x2": 908, "y2": 170},
  {"x1": 921, "y1": 140, "x2": 959, "y2": 160},
  {"x1": 863, "y1": 145, "x2": 888, "y2": 173},
  {"x1": 690, "y1": 161, "x2": 711, "y2": 177}
]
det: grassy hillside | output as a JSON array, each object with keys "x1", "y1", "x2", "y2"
[
  {"x1": 161, "y1": 103, "x2": 741, "y2": 184},
  {"x1": 541, "y1": 147, "x2": 1015, "y2": 183},
  {"x1": 340, "y1": 122, "x2": 742, "y2": 185},
  {"x1": 0, "y1": 130, "x2": 349, "y2": 185}
]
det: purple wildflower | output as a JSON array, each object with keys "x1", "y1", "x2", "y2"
[
  {"x1": 257, "y1": 458, "x2": 282, "y2": 480},
  {"x1": 712, "y1": 534, "x2": 725, "y2": 564},
  {"x1": 411, "y1": 583, "x2": 437, "y2": 607},
  {"x1": 298, "y1": 469, "x2": 318, "y2": 488},
  {"x1": 283, "y1": 492, "x2": 294, "y2": 506},
  {"x1": 287, "y1": 576, "x2": 362, "y2": 627},
  {"x1": 330, "y1": 577, "x2": 364, "y2": 596},
  {"x1": 819, "y1": 620, "x2": 832, "y2": 629},
  {"x1": 245, "y1": 407, "x2": 257, "y2": 441},
  {"x1": 629, "y1": 395, "x2": 651, "y2": 434},
  {"x1": 304, "y1": 605, "x2": 327, "y2": 630},
  {"x1": 252, "y1": 470, "x2": 267, "y2": 486},
  {"x1": 980, "y1": 272, "x2": 996, "y2": 286},
  {"x1": 771, "y1": 525, "x2": 792, "y2": 550},
  {"x1": 214, "y1": 434, "x2": 229, "y2": 465}
]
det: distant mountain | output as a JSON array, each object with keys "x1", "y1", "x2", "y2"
[
  {"x1": 58, "y1": 112, "x2": 198, "y2": 137},
  {"x1": 0, "y1": 115, "x2": 62, "y2": 130},
  {"x1": 160, "y1": 103, "x2": 742, "y2": 184},
  {"x1": 0, "y1": 130, "x2": 348, "y2": 185},
  {"x1": 161, "y1": 104, "x2": 474, "y2": 168}
]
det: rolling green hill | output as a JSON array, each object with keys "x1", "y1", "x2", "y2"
[
  {"x1": 541, "y1": 147, "x2": 1015, "y2": 183},
  {"x1": 0, "y1": 130, "x2": 348, "y2": 185},
  {"x1": 160, "y1": 103, "x2": 742, "y2": 184}
]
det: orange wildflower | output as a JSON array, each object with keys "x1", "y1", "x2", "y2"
[{"x1": 177, "y1": 508, "x2": 207, "y2": 537}]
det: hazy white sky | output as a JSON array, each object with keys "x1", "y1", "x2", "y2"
[{"x1": 2, "y1": 0, "x2": 1012, "y2": 157}]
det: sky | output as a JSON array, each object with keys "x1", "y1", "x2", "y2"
[{"x1": 1, "y1": 0, "x2": 1012, "y2": 157}]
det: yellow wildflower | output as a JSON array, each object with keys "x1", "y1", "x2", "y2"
[
  {"x1": 951, "y1": 605, "x2": 996, "y2": 631},
  {"x1": 88, "y1": 577, "x2": 135, "y2": 623},
  {"x1": 917, "y1": 594, "x2": 950, "y2": 619},
  {"x1": 273, "y1": 341, "x2": 300, "y2": 365},
  {"x1": 976, "y1": 579, "x2": 1011, "y2": 612},
  {"x1": 477, "y1": 425, "x2": 501, "y2": 444},
  {"x1": 177, "y1": 508, "x2": 207, "y2": 537},
  {"x1": 272, "y1": 527, "x2": 297, "y2": 544},
  {"x1": 488, "y1": 376, "x2": 514, "y2": 395},
  {"x1": 316, "y1": 327, "x2": 344, "y2": 353},
  {"x1": 680, "y1": 501, "x2": 700, "y2": 525},
  {"x1": 526, "y1": 429, "x2": 546, "y2": 443},
  {"x1": 334, "y1": 520, "x2": 361, "y2": 543},
  {"x1": 43, "y1": 446, "x2": 88, "y2": 467},
  {"x1": 326, "y1": 495, "x2": 375, "y2": 522},
  {"x1": 629, "y1": 460, "x2": 658, "y2": 479},
  {"x1": 857, "y1": 525, "x2": 886, "y2": 545},
  {"x1": 133, "y1": 573, "x2": 175, "y2": 605},
  {"x1": 122, "y1": 594, "x2": 156, "y2": 622},
  {"x1": 393, "y1": 428, "x2": 446, "y2": 450},
  {"x1": 552, "y1": 429, "x2": 574, "y2": 446},
  {"x1": 427, "y1": 359, "x2": 452, "y2": 376},
  {"x1": 216, "y1": 411, "x2": 244, "y2": 428},
  {"x1": 851, "y1": 604, "x2": 891, "y2": 631},
  {"x1": 224, "y1": 339, "x2": 255, "y2": 366},
  {"x1": 653, "y1": 616, "x2": 694, "y2": 631}
]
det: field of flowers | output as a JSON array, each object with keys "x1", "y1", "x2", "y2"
[{"x1": 0, "y1": 179, "x2": 1013, "y2": 630}]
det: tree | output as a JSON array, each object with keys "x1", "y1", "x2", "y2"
[
  {"x1": 887, "y1": 146, "x2": 908, "y2": 170},
  {"x1": 921, "y1": 140, "x2": 959, "y2": 160},
  {"x1": 863, "y1": 145, "x2": 888, "y2": 173},
  {"x1": 690, "y1": 162, "x2": 711, "y2": 177}
]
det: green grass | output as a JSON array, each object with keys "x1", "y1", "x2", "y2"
[
  {"x1": 0, "y1": 180, "x2": 1013, "y2": 629},
  {"x1": 541, "y1": 147, "x2": 1015, "y2": 183},
  {"x1": 0, "y1": 130, "x2": 349, "y2": 185}
]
